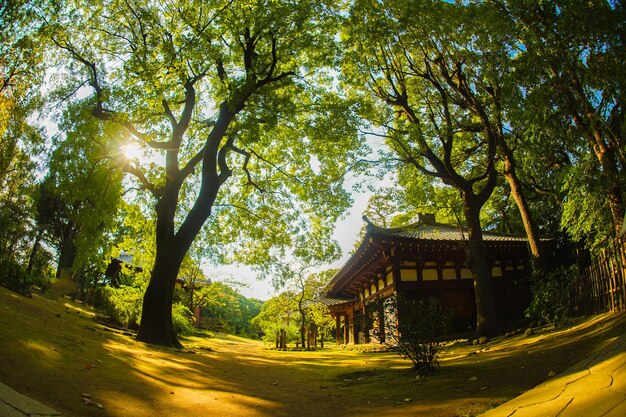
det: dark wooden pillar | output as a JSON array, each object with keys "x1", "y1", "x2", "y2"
[
  {"x1": 343, "y1": 313, "x2": 349, "y2": 344},
  {"x1": 352, "y1": 309, "x2": 358, "y2": 345},
  {"x1": 362, "y1": 304, "x2": 369, "y2": 343},
  {"x1": 335, "y1": 314, "x2": 341, "y2": 344},
  {"x1": 378, "y1": 300, "x2": 386, "y2": 343}
]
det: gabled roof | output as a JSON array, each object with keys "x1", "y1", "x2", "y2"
[
  {"x1": 363, "y1": 216, "x2": 528, "y2": 242},
  {"x1": 325, "y1": 214, "x2": 530, "y2": 298}
]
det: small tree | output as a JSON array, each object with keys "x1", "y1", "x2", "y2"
[
  {"x1": 251, "y1": 292, "x2": 299, "y2": 344},
  {"x1": 376, "y1": 295, "x2": 452, "y2": 375},
  {"x1": 307, "y1": 303, "x2": 335, "y2": 347},
  {"x1": 291, "y1": 268, "x2": 337, "y2": 348},
  {"x1": 526, "y1": 265, "x2": 577, "y2": 325}
]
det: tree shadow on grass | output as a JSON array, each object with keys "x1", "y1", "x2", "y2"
[{"x1": 2, "y1": 287, "x2": 625, "y2": 417}]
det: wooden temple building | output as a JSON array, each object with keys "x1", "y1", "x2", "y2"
[{"x1": 322, "y1": 214, "x2": 533, "y2": 344}]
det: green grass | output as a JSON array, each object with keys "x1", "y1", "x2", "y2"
[{"x1": 1, "y1": 285, "x2": 625, "y2": 417}]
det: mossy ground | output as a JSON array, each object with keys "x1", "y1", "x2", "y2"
[{"x1": 1, "y1": 285, "x2": 624, "y2": 417}]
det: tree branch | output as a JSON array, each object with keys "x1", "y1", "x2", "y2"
[
  {"x1": 162, "y1": 98, "x2": 178, "y2": 130},
  {"x1": 228, "y1": 141, "x2": 265, "y2": 192},
  {"x1": 179, "y1": 148, "x2": 205, "y2": 181},
  {"x1": 122, "y1": 162, "x2": 162, "y2": 198}
]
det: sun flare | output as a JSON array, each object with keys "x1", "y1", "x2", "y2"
[{"x1": 122, "y1": 143, "x2": 142, "y2": 160}]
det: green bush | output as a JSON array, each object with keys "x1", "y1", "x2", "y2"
[
  {"x1": 0, "y1": 257, "x2": 29, "y2": 294},
  {"x1": 376, "y1": 295, "x2": 452, "y2": 375},
  {"x1": 526, "y1": 265, "x2": 576, "y2": 325},
  {"x1": 172, "y1": 303, "x2": 194, "y2": 336},
  {"x1": 259, "y1": 322, "x2": 299, "y2": 345},
  {"x1": 94, "y1": 287, "x2": 199, "y2": 336},
  {"x1": 95, "y1": 285, "x2": 143, "y2": 330}
]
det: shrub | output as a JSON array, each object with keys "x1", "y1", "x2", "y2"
[
  {"x1": 526, "y1": 265, "x2": 576, "y2": 325},
  {"x1": 0, "y1": 257, "x2": 29, "y2": 295},
  {"x1": 259, "y1": 322, "x2": 299, "y2": 345},
  {"x1": 96, "y1": 287, "x2": 196, "y2": 336},
  {"x1": 376, "y1": 295, "x2": 452, "y2": 375},
  {"x1": 172, "y1": 303, "x2": 194, "y2": 336},
  {"x1": 95, "y1": 285, "x2": 143, "y2": 330}
]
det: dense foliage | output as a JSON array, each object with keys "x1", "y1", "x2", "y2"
[
  {"x1": 251, "y1": 292, "x2": 299, "y2": 344},
  {"x1": 525, "y1": 265, "x2": 579, "y2": 325},
  {"x1": 1, "y1": 0, "x2": 624, "y2": 345}
]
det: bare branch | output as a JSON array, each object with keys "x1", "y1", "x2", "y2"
[{"x1": 122, "y1": 162, "x2": 162, "y2": 198}]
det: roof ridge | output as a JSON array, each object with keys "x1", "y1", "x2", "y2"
[
  {"x1": 362, "y1": 215, "x2": 421, "y2": 234},
  {"x1": 363, "y1": 214, "x2": 529, "y2": 238}
]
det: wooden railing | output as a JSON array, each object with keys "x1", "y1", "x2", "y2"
[{"x1": 570, "y1": 239, "x2": 626, "y2": 315}]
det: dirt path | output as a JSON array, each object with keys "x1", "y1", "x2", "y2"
[{"x1": 1, "y1": 287, "x2": 625, "y2": 417}]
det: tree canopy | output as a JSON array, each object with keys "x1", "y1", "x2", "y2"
[
  {"x1": 1, "y1": 0, "x2": 624, "y2": 344},
  {"x1": 46, "y1": 0, "x2": 362, "y2": 346}
]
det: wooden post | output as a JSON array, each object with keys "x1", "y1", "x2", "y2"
[
  {"x1": 352, "y1": 309, "x2": 358, "y2": 345},
  {"x1": 343, "y1": 314, "x2": 349, "y2": 344},
  {"x1": 335, "y1": 314, "x2": 341, "y2": 345},
  {"x1": 617, "y1": 238, "x2": 626, "y2": 310},
  {"x1": 363, "y1": 304, "x2": 370, "y2": 344},
  {"x1": 279, "y1": 329, "x2": 286, "y2": 349},
  {"x1": 608, "y1": 244, "x2": 616, "y2": 310},
  {"x1": 378, "y1": 300, "x2": 386, "y2": 343},
  {"x1": 600, "y1": 251, "x2": 610, "y2": 311},
  {"x1": 614, "y1": 239, "x2": 626, "y2": 310},
  {"x1": 310, "y1": 323, "x2": 318, "y2": 348},
  {"x1": 603, "y1": 249, "x2": 616, "y2": 311}
]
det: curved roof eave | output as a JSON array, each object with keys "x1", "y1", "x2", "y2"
[{"x1": 325, "y1": 215, "x2": 535, "y2": 298}]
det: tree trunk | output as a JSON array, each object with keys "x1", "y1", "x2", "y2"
[
  {"x1": 56, "y1": 222, "x2": 78, "y2": 278},
  {"x1": 26, "y1": 228, "x2": 44, "y2": 275},
  {"x1": 299, "y1": 302, "x2": 306, "y2": 348},
  {"x1": 500, "y1": 144, "x2": 545, "y2": 270},
  {"x1": 137, "y1": 184, "x2": 214, "y2": 347},
  {"x1": 137, "y1": 245, "x2": 187, "y2": 347},
  {"x1": 463, "y1": 199, "x2": 501, "y2": 338},
  {"x1": 593, "y1": 143, "x2": 624, "y2": 237}
]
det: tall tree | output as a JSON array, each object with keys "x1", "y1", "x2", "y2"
[
  {"x1": 0, "y1": 0, "x2": 54, "y2": 289},
  {"x1": 495, "y1": 0, "x2": 626, "y2": 238},
  {"x1": 37, "y1": 100, "x2": 123, "y2": 285},
  {"x1": 342, "y1": 0, "x2": 519, "y2": 336},
  {"x1": 52, "y1": 0, "x2": 359, "y2": 346}
]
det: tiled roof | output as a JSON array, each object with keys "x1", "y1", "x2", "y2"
[{"x1": 365, "y1": 220, "x2": 528, "y2": 242}]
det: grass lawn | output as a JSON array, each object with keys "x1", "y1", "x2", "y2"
[{"x1": 1, "y1": 285, "x2": 625, "y2": 417}]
